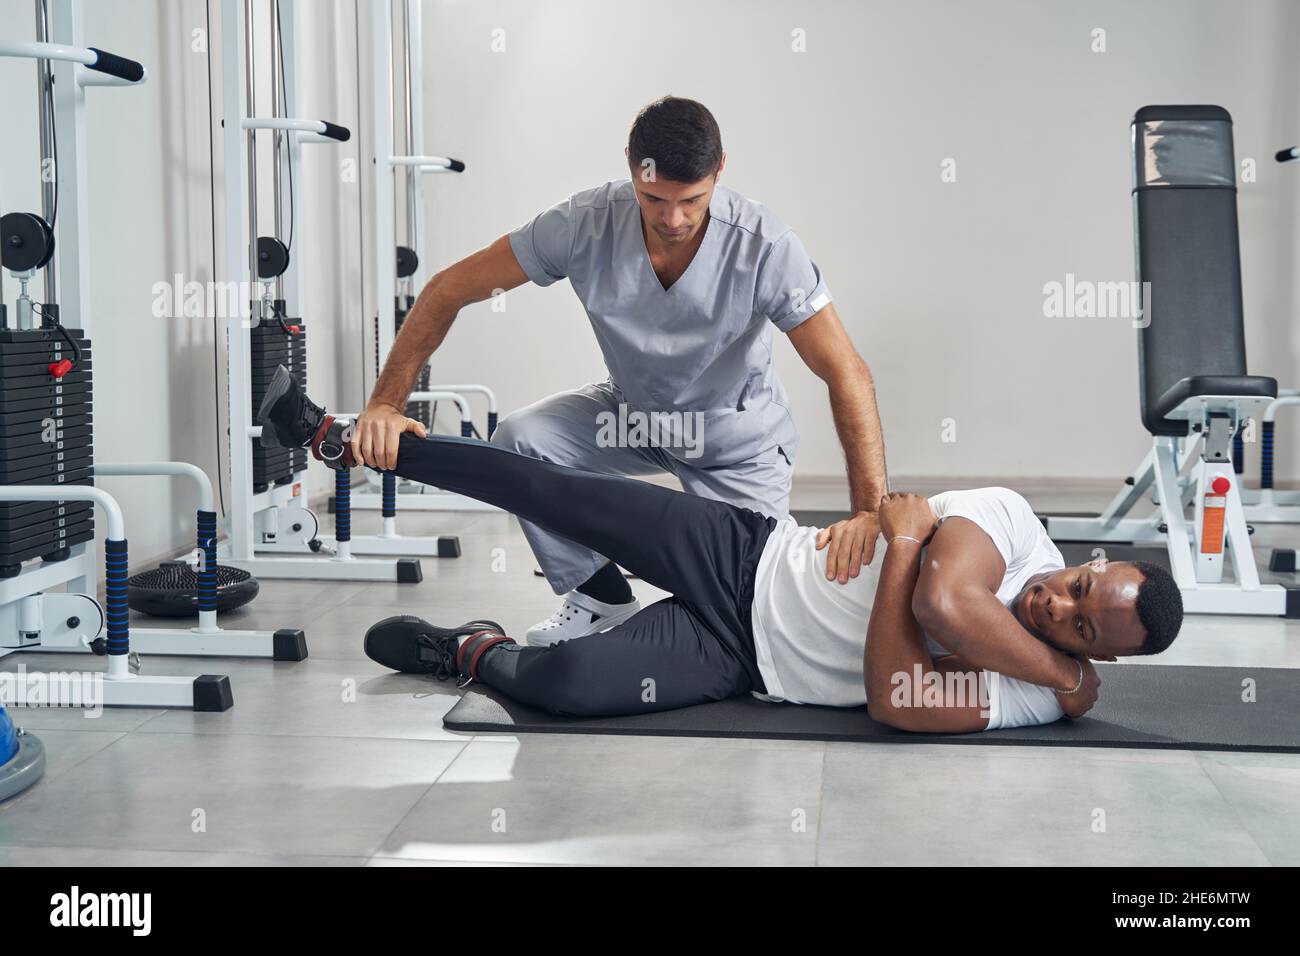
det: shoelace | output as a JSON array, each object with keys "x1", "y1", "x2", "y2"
[{"x1": 415, "y1": 634, "x2": 457, "y2": 682}]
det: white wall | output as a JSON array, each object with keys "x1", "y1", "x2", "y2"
[
  {"x1": 416, "y1": 0, "x2": 1300, "y2": 481},
  {"x1": 1, "y1": 0, "x2": 1298, "y2": 569}
]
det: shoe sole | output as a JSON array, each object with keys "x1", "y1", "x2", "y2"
[
  {"x1": 364, "y1": 615, "x2": 505, "y2": 674},
  {"x1": 526, "y1": 601, "x2": 641, "y2": 647},
  {"x1": 256, "y1": 365, "x2": 294, "y2": 449}
]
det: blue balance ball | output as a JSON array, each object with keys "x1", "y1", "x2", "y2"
[
  {"x1": 0, "y1": 705, "x2": 16, "y2": 765},
  {"x1": 0, "y1": 703, "x2": 45, "y2": 801}
]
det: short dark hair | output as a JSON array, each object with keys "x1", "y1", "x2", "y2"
[
  {"x1": 627, "y1": 96, "x2": 723, "y2": 184},
  {"x1": 1130, "y1": 560, "x2": 1183, "y2": 655}
]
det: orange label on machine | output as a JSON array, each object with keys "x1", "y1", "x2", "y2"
[
  {"x1": 1200, "y1": 477, "x2": 1230, "y2": 555},
  {"x1": 1200, "y1": 505, "x2": 1225, "y2": 554}
]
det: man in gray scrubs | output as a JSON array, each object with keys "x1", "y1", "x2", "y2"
[{"x1": 353, "y1": 96, "x2": 888, "y2": 644}]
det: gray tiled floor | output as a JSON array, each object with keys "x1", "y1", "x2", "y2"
[{"x1": 1, "y1": 483, "x2": 1297, "y2": 865}]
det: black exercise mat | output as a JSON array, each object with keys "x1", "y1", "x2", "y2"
[{"x1": 444, "y1": 662, "x2": 1300, "y2": 753}]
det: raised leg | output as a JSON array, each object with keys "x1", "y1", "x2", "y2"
[{"x1": 387, "y1": 432, "x2": 773, "y2": 612}]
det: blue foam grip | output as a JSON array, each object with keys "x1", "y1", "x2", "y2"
[
  {"x1": 334, "y1": 470, "x2": 351, "y2": 542},
  {"x1": 382, "y1": 472, "x2": 396, "y2": 519},
  {"x1": 461, "y1": 421, "x2": 473, "y2": 438},
  {"x1": 1233, "y1": 431, "x2": 1244, "y2": 474},
  {"x1": 1262, "y1": 421, "x2": 1275, "y2": 490},
  {"x1": 196, "y1": 509, "x2": 218, "y2": 613},
  {"x1": 104, "y1": 538, "x2": 130, "y2": 656},
  {"x1": 487, "y1": 411, "x2": 498, "y2": 439}
]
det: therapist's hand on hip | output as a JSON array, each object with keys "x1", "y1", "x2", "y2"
[
  {"x1": 352, "y1": 403, "x2": 427, "y2": 471},
  {"x1": 815, "y1": 511, "x2": 881, "y2": 584}
]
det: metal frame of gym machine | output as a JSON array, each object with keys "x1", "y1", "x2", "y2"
[
  {"x1": 346, "y1": 0, "x2": 501, "y2": 520},
  {"x1": 1235, "y1": 392, "x2": 1300, "y2": 521},
  {"x1": 303, "y1": 0, "x2": 465, "y2": 556},
  {"x1": 1042, "y1": 105, "x2": 1297, "y2": 619},
  {"x1": 217, "y1": 0, "x2": 424, "y2": 583},
  {"x1": 0, "y1": 0, "x2": 232, "y2": 709},
  {"x1": 1233, "y1": 145, "x2": 1300, "y2": 572}
]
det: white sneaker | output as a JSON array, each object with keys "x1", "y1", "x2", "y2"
[{"x1": 525, "y1": 590, "x2": 641, "y2": 646}]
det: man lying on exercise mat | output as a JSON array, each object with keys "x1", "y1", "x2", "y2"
[{"x1": 259, "y1": 367, "x2": 1184, "y2": 733}]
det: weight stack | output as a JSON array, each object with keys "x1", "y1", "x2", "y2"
[
  {"x1": 373, "y1": 295, "x2": 430, "y2": 426},
  {"x1": 250, "y1": 314, "x2": 307, "y2": 492},
  {"x1": 0, "y1": 327, "x2": 95, "y2": 575}
]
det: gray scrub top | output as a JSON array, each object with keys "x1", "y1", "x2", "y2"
[{"x1": 508, "y1": 179, "x2": 832, "y2": 468}]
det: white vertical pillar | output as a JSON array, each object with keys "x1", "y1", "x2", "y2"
[
  {"x1": 221, "y1": 0, "x2": 256, "y2": 561},
  {"x1": 280, "y1": 0, "x2": 304, "y2": 340},
  {"x1": 50, "y1": 0, "x2": 88, "y2": 329},
  {"x1": 371, "y1": 0, "x2": 396, "y2": 368},
  {"x1": 407, "y1": 0, "x2": 427, "y2": 290},
  {"x1": 51, "y1": 0, "x2": 95, "y2": 596}
]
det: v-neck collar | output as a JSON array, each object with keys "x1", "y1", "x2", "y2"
[{"x1": 636, "y1": 192, "x2": 717, "y2": 295}]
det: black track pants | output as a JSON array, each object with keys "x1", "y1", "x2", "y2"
[{"x1": 387, "y1": 434, "x2": 774, "y2": 716}]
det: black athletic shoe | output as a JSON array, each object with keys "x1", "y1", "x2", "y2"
[
  {"x1": 257, "y1": 364, "x2": 327, "y2": 449},
  {"x1": 364, "y1": 615, "x2": 506, "y2": 678}
]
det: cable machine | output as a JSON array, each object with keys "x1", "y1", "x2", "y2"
[
  {"x1": 218, "y1": 0, "x2": 423, "y2": 583},
  {"x1": 337, "y1": 0, "x2": 499, "y2": 522},
  {"x1": 0, "y1": 0, "x2": 232, "y2": 709}
]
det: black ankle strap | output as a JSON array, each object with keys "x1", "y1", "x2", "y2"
[{"x1": 318, "y1": 419, "x2": 355, "y2": 467}]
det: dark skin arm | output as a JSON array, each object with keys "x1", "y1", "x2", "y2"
[
  {"x1": 865, "y1": 493, "x2": 990, "y2": 733},
  {"x1": 911, "y1": 516, "x2": 1096, "y2": 715},
  {"x1": 789, "y1": 306, "x2": 888, "y2": 583}
]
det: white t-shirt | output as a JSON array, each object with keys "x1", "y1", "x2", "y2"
[{"x1": 749, "y1": 487, "x2": 1067, "y2": 731}]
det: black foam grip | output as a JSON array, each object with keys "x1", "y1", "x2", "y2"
[
  {"x1": 320, "y1": 121, "x2": 351, "y2": 142},
  {"x1": 1276, "y1": 147, "x2": 1299, "y2": 164},
  {"x1": 447, "y1": 158, "x2": 466, "y2": 172},
  {"x1": 86, "y1": 48, "x2": 145, "y2": 82}
]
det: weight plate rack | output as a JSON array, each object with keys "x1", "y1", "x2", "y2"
[
  {"x1": 0, "y1": 327, "x2": 94, "y2": 573},
  {"x1": 249, "y1": 312, "x2": 307, "y2": 492}
]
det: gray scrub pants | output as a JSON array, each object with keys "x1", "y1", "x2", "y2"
[{"x1": 490, "y1": 381, "x2": 794, "y2": 593}]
